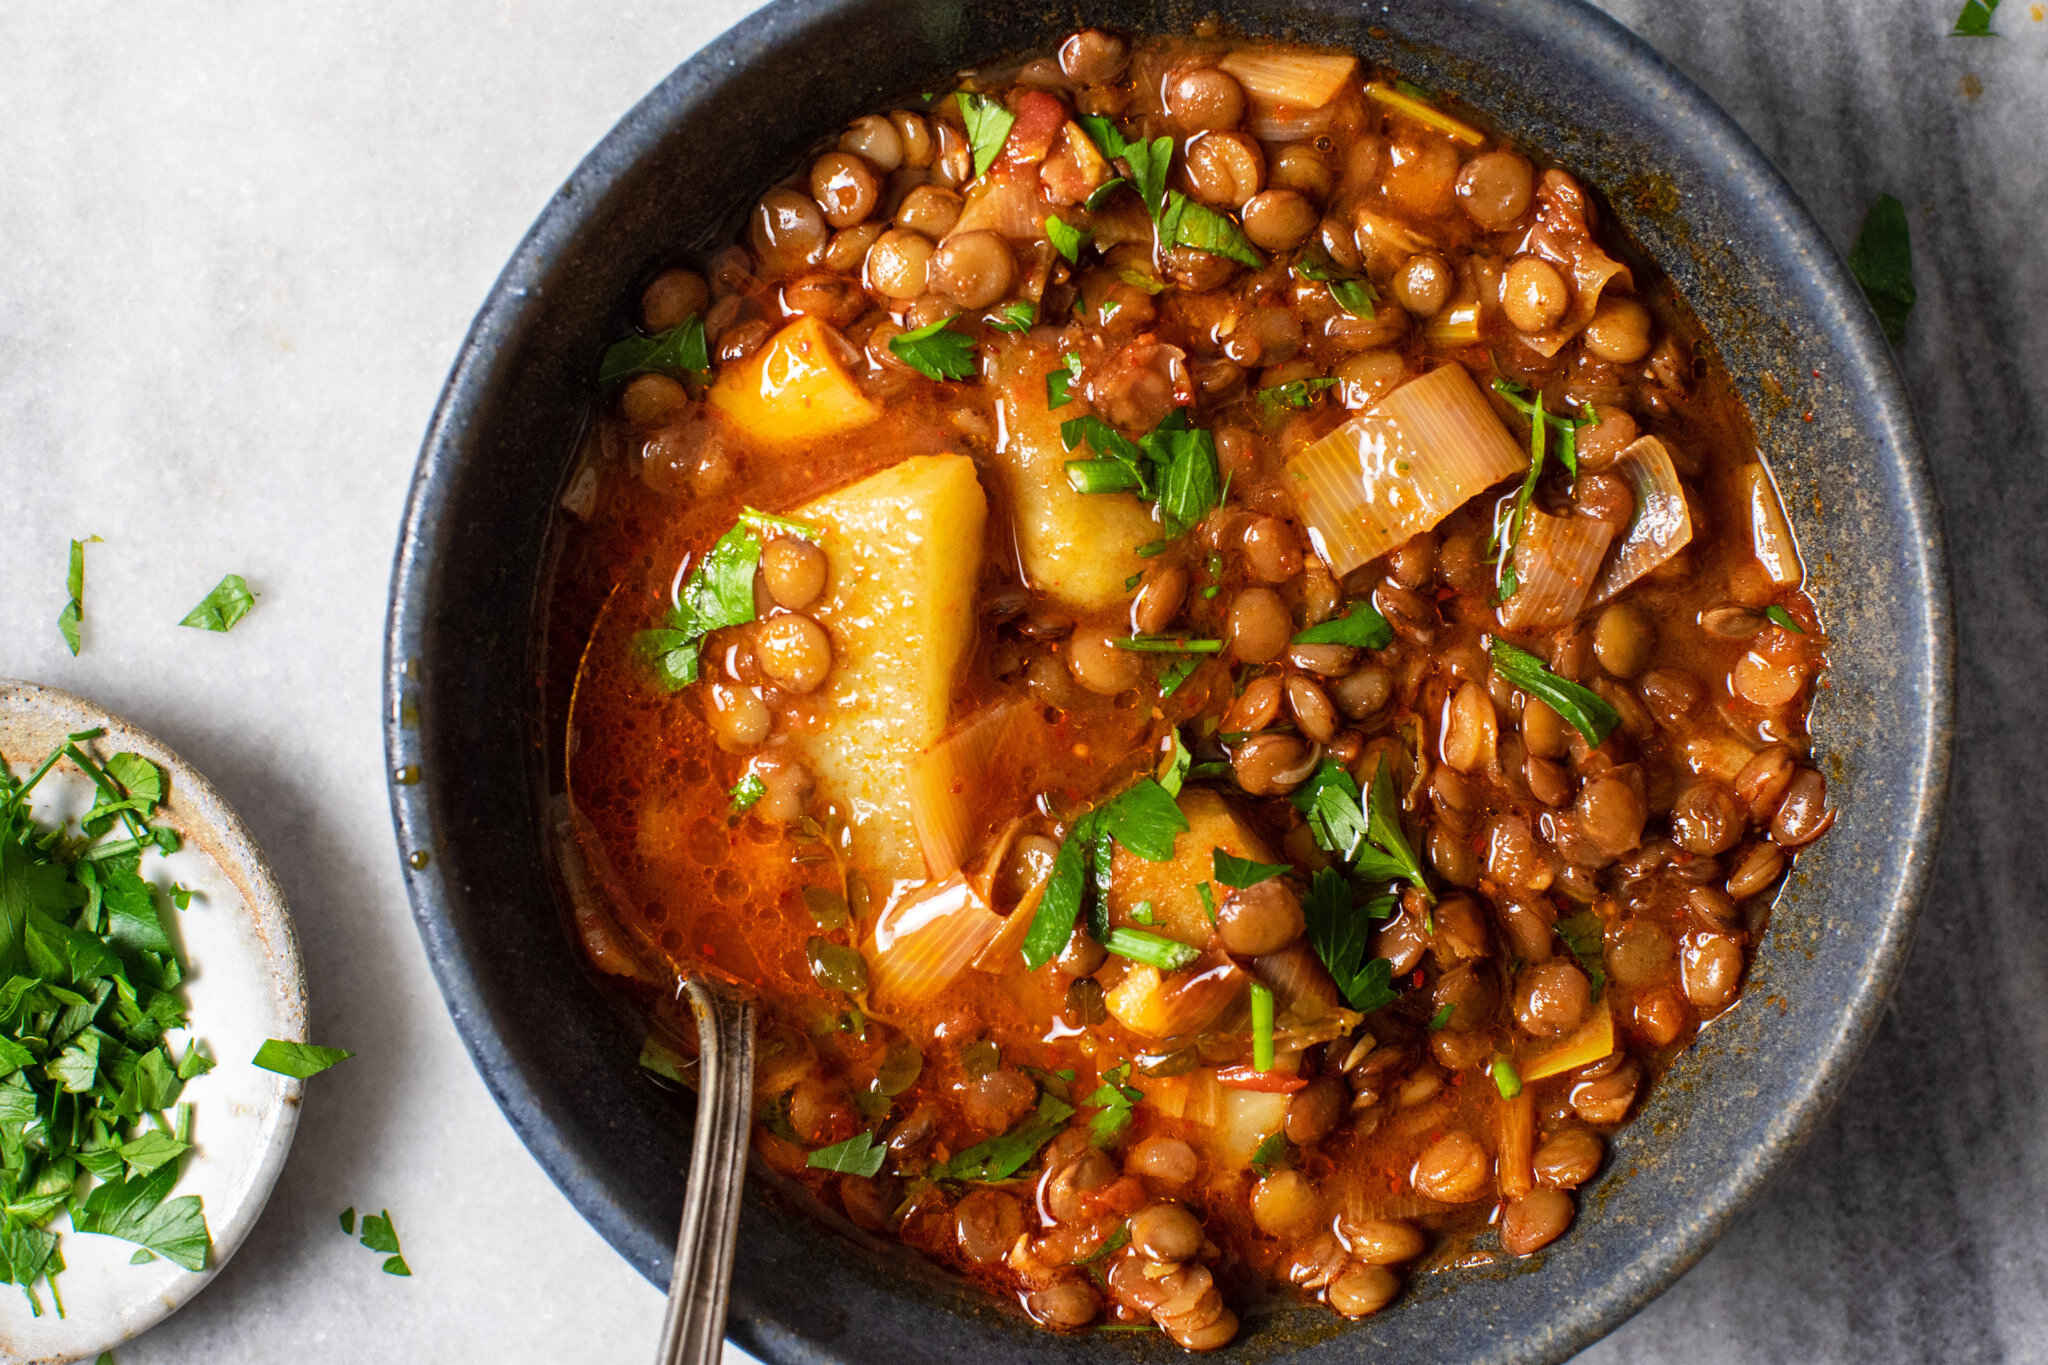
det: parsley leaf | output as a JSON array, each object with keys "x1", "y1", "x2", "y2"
[
  {"x1": 597, "y1": 315, "x2": 708, "y2": 384},
  {"x1": 1120, "y1": 136, "x2": 1175, "y2": 218},
  {"x1": 1295, "y1": 253, "x2": 1376, "y2": 316},
  {"x1": 729, "y1": 773, "x2": 766, "y2": 813},
  {"x1": 358, "y1": 1208, "x2": 411, "y2": 1276},
  {"x1": 989, "y1": 300, "x2": 1036, "y2": 333},
  {"x1": 176, "y1": 573, "x2": 256, "y2": 633},
  {"x1": 1212, "y1": 850, "x2": 1289, "y2": 889},
  {"x1": 1292, "y1": 601, "x2": 1392, "y2": 650},
  {"x1": 931, "y1": 1093, "x2": 1075, "y2": 1181},
  {"x1": 635, "y1": 520, "x2": 765, "y2": 689},
  {"x1": 1046, "y1": 351, "x2": 1083, "y2": 409},
  {"x1": 1302, "y1": 867, "x2": 1399, "y2": 1012},
  {"x1": 1952, "y1": 0, "x2": 2000, "y2": 34},
  {"x1": 1075, "y1": 115, "x2": 1130, "y2": 161},
  {"x1": 1556, "y1": 910, "x2": 1608, "y2": 997},
  {"x1": 73, "y1": 1164, "x2": 210, "y2": 1271},
  {"x1": 59, "y1": 537, "x2": 96, "y2": 655},
  {"x1": 1158, "y1": 192, "x2": 1264, "y2": 269},
  {"x1": 1020, "y1": 779, "x2": 1190, "y2": 969},
  {"x1": 1084, "y1": 1063, "x2": 1141, "y2": 1146},
  {"x1": 1045, "y1": 215, "x2": 1089, "y2": 264},
  {"x1": 955, "y1": 92, "x2": 1016, "y2": 179},
  {"x1": 1848, "y1": 194, "x2": 1915, "y2": 346},
  {"x1": 1765, "y1": 604, "x2": 1806, "y2": 634},
  {"x1": 1158, "y1": 655, "x2": 1202, "y2": 698},
  {"x1": 1427, "y1": 1002, "x2": 1455, "y2": 1031},
  {"x1": 889, "y1": 315, "x2": 978, "y2": 381},
  {"x1": 1490, "y1": 639, "x2": 1620, "y2": 746},
  {"x1": 251, "y1": 1039, "x2": 354, "y2": 1079},
  {"x1": 1101, "y1": 927, "x2": 1200, "y2": 971},
  {"x1": 1249, "y1": 1131, "x2": 1291, "y2": 1176},
  {"x1": 806, "y1": 1130, "x2": 887, "y2": 1177},
  {"x1": 1257, "y1": 377, "x2": 1339, "y2": 412},
  {"x1": 1290, "y1": 758, "x2": 1430, "y2": 898}
]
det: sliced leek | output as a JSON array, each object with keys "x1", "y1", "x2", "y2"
[
  {"x1": 1499, "y1": 508, "x2": 1617, "y2": 630},
  {"x1": 1365, "y1": 80, "x2": 1484, "y2": 146},
  {"x1": 1593, "y1": 435, "x2": 1696, "y2": 603},
  {"x1": 1286, "y1": 364, "x2": 1528, "y2": 575}
]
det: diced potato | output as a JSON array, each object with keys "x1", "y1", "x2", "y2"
[
  {"x1": 1103, "y1": 957, "x2": 1243, "y2": 1038},
  {"x1": 788, "y1": 455, "x2": 987, "y2": 889},
  {"x1": 708, "y1": 315, "x2": 879, "y2": 446},
  {"x1": 1109, "y1": 789, "x2": 1278, "y2": 948},
  {"x1": 989, "y1": 339, "x2": 1156, "y2": 611}
]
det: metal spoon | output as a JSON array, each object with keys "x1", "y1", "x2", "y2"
[{"x1": 654, "y1": 977, "x2": 757, "y2": 1365}]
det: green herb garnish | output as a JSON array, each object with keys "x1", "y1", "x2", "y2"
[
  {"x1": 1084, "y1": 1062, "x2": 1142, "y2": 1146},
  {"x1": 1257, "y1": 377, "x2": 1340, "y2": 412},
  {"x1": 729, "y1": 773, "x2": 766, "y2": 813},
  {"x1": 1045, "y1": 215, "x2": 1089, "y2": 264},
  {"x1": 1249, "y1": 1131, "x2": 1291, "y2": 1176},
  {"x1": 1212, "y1": 850, "x2": 1289, "y2": 889},
  {"x1": 989, "y1": 300, "x2": 1037, "y2": 333},
  {"x1": 1292, "y1": 758, "x2": 1431, "y2": 898},
  {"x1": 58, "y1": 537, "x2": 96, "y2": 656},
  {"x1": 889, "y1": 315, "x2": 978, "y2": 381},
  {"x1": 1427, "y1": 1002, "x2": 1455, "y2": 1031},
  {"x1": 1158, "y1": 192, "x2": 1263, "y2": 269},
  {"x1": 955, "y1": 92, "x2": 1016, "y2": 179},
  {"x1": 1848, "y1": 194, "x2": 1914, "y2": 346},
  {"x1": 1556, "y1": 910, "x2": 1608, "y2": 997},
  {"x1": 1046, "y1": 351, "x2": 1083, "y2": 410},
  {"x1": 1952, "y1": 0, "x2": 2000, "y2": 34},
  {"x1": 1120, "y1": 135, "x2": 1175, "y2": 218},
  {"x1": 931, "y1": 1092, "x2": 1075, "y2": 1182},
  {"x1": 1490, "y1": 1055, "x2": 1523, "y2": 1099},
  {"x1": 1158, "y1": 655, "x2": 1202, "y2": 698},
  {"x1": 1302, "y1": 866, "x2": 1399, "y2": 1012},
  {"x1": 1491, "y1": 639, "x2": 1620, "y2": 746},
  {"x1": 806, "y1": 1130, "x2": 888, "y2": 1177},
  {"x1": 1102, "y1": 927, "x2": 1200, "y2": 972},
  {"x1": 635, "y1": 522, "x2": 763, "y2": 689},
  {"x1": 251, "y1": 1040, "x2": 354, "y2": 1079},
  {"x1": 1295, "y1": 253, "x2": 1376, "y2": 316},
  {"x1": 1020, "y1": 779, "x2": 1190, "y2": 970},
  {"x1": 1292, "y1": 601, "x2": 1393, "y2": 650},
  {"x1": 1766, "y1": 605, "x2": 1806, "y2": 634},
  {"x1": 598, "y1": 315, "x2": 709, "y2": 384},
  {"x1": 1111, "y1": 635, "x2": 1224, "y2": 654},
  {"x1": 358, "y1": 1208, "x2": 411, "y2": 1276},
  {"x1": 175, "y1": 574, "x2": 258, "y2": 633}
]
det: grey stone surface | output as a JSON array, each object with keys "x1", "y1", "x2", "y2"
[{"x1": 0, "y1": 2, "x2": 2041, "y2": 1362}]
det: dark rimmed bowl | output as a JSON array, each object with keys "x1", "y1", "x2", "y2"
[{"x1": 384, "y1": 1, "x2": 1953, "y2": 1360}]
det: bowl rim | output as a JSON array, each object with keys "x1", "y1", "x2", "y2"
[{"x1": 385, "y1": 1, "x2": 1954, "y2": 1359}]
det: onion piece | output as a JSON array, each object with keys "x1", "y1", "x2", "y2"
[
  {"x1": 908, "y1": 699, "x2": 1049, "y2": 879},
  {"x1": 950, "y1": 163, "x2": 1049, "y2": 241},
  {"x1": 1250, "y1": 942, "x2": 1342, "y2": 1023},
  {"x1": 1499, "y1": 508, "x2": 1617, "y2": 630},
  {"x1": 1222, "y1": 48, "x2": 1358, "y2": 108},
  {"x1": 1739, "y1": 461, "x2": 1802, "y2": 586},
  {"x1": 1104, "y1": 955, "x2": 1246, "y2": 1038},
  {"x1": 1592, "y1": 435, "x2": 1695, "y2": 603},
  {"x1": 1364, "y1": 80, "x2": 1484, "y2": 146},
  {"x1": 868, "y1": 875, "x2": 1006, "y2": 1005},
  {"x1": 1287, "y1": 364, "x2": 1529, "y2": 575}
]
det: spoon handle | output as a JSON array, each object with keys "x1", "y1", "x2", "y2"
[{"x1": 655, "y1": 978, "x2": 757, "y2": 1365}]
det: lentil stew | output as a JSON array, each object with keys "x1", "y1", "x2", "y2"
[{"x1": 546, "y1": 29, "x2": 1833, "y2": 1348}]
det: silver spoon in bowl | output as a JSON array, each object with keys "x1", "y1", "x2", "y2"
[{"x1": 654, "y1": 976, "x2": 758, "y2": 1365}]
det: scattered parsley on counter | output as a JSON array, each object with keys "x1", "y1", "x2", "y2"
[
  {"x1": 58, "y1": 536, "x2": 97, "y2": 655},
  {"x1": 178, "y1": 574, "x2": 256, "y2": 633},
  {"x1": 357, "y1": 1208, "x2": 411, "y2": 1276},
  {"x1": 1848, "y1": 194, "x2": 1914, "y2": 345},
  {"x1": 1952, "y1": 0, "x2": 2000, "y2": 34},
  {"x1": 251, "y1": 1039, "x2": 354, "y2": 1079}
]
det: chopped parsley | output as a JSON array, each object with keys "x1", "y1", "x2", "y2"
[
  {"x1": 988, "y1": 300, "x2": 1037, "y2": 333},
  {"x1": 1119, "y1": 135, "x2": 1175, "y2": 218},
  {"x1": 1848, "y1": 194, "x2": 1914, "y2": 346},
  {"x1": 1303, "y1": 867, "x2": 1399, "y2": 1012},
  {"x1": 357, "y1": 1207, "x2": 411, "y2": 1276},
  {"x1": 1490, "y1": 1055, "x2": 1523, "y2": 1100},
  {"x1": 1046, "y1": 351, "x2": 1083, "y2": 409},
  {"x1": 931, "y1": 1092, "x2": 1075, "y2": 1181},
  {"x1": 1020, "y1": 778, "x2": 1190, "y2": 970},
  {"x1": 1491, "y1": 378, "x2": 1590, "y2": 479},
  {"x1": 1292, "y1": 601, "x2": 1393, "y2": 650},
  {"x1": 1211, "y1": 850, "x2": 1289, "y2": 889},
  {"x1": 1045, "y1": 215, "x2": 1089, "y2": 264},
  {"x1": 1257, "y1": 377, "x2": 1340, "y2": 413},
  {"x1": 955, "y1": 92, "x2": 1016, "y2": 179},
  {"x1": 1249, "y1": 1131, "x2": 1291, "y2": 1176},
  {"x1": 1291, "y1": 757, "x2": 1431, "y2": 898},
  {"x1": 1062, "y1": 408, "x2": 1222, "y2": 538},
  {"x1": 1427, "y1": 1002, "x2": 1455, "y2": 1031},
  {"x1": 1084, "y1": 1062, "x2": 1141, "y2": 1146},
  {"x1": 1158, "y1": 655, "x2": 1203, "y2": 698},
  {"x1": 251, "y1": 1040, "x2": 354, "y2": 1079},
  {"x1": 889, "y1": 315, "x2": 978, "y2": 381},
  {"x1": 1952, "y1": 0, "x2": 2000, "y2": 34},
  {"x1": 1765, "y1": 605, "x2": 1806, "y2": 634},
  {"x1": 1158, "y1": 192, "x2": 1264, "y2": 269},
  {"x1": 729, "y1": 772, "x2": 767, "y2": 813},
  {"x1": 1490, "y1": 639, "x2": 1621, "y2": 746},
  {"x1": 806, "y1": 1130, "x2": 887, "y2": 1177},
  {"x1": 1101, "y1": 927, "x2": 1200, "y2": 972},
  {"x1": 1294, "y1": 253, "x2": 1376, "y2": 317},
  {"x1": 178, "y1": 574, "x2": 258, "y2": 633},
  {"x1": 636, "y1": 508, "x2": 824, "y2": 689},
  {"x1": 1556, "y1": 910, "x2": 1608, "y2": 997},
  {"x1": 597, "y1": 315, "x2": 709, "y2": 384},
  {"x1": 0, "y1": 741, "x2": 217, "y2": 1302},
  {"x1": 58, "y1": 536, "x2": 95, "y2": 656}
]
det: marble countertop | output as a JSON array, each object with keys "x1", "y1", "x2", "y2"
[{"x1": 1, "y1": 2, "x2": 2041, "y2": 1361}]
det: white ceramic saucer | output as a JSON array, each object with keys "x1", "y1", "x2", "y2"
[{"x1": 0, "y1": 681, "x2": 307, "y2": 1365}]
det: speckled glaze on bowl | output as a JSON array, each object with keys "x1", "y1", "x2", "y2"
[{"x1": 384, "y1": 2, "x2": 1953, "y2": 1361}]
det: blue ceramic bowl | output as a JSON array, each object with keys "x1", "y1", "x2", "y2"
[{"x1": 385, "y1": 2, "x2": 1953, "y2": 1359}]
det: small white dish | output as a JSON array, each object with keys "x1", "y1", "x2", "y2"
[{"x1": 0, "y1": 681, "x2": 307, "y2": 1365}]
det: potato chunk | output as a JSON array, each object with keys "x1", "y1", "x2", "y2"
[
  {"x1": 789, "y1": 455, "x2": 987, "y2": 889},
  {"x1": 708, "y1": 315, "x2": 879, "y2": 446},
  {"x1": 989, "y1": 340, "x2": 1155, "y2": 610},
  {"x1": 1109, "y1": 789, "x2": 1278, "y2": 948}
]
